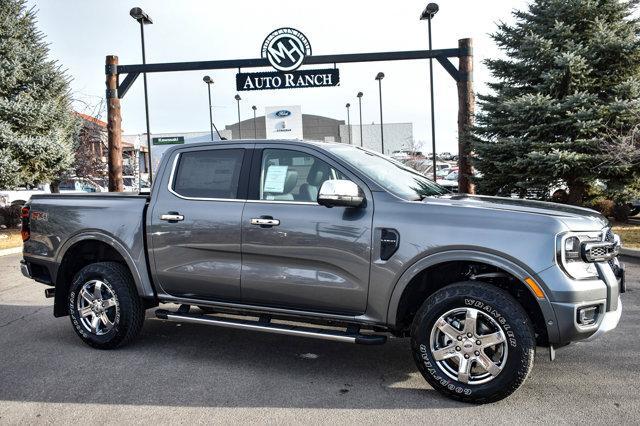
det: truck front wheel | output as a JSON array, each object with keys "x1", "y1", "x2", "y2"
[
  {"x1": 410, "y1": 281, "x2": 535, "y2": 404},
  {"x1": 68, "y1": 262, "x2": 145, "y2": 349}
]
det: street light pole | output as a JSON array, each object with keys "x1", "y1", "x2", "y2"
[
  {"x1": 203, "y1": 76, "x2": 214, "y2": 141},
  {"x1": 129, "y1": 7, "x2": 153, "y2": 185},
  {"x1": 421, "y1": 2, "x2": 439, "y2": 181},
  {"x1": 234, "y1": 94, "x2": 242, "y2": 139},
  {"x1": 375, "y1": 72, "x2": 385, "y2": 155},
  {"x1": 252, "y1": 105, "x2": 257, "y2": 139},
  {"x1": 345, "y1": 103, "x2": 351, "y2": 144},
  {"x1": 357, "y1": 92, "x2": 363, "y2": 147}
]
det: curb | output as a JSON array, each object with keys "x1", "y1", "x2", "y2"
[
  {"x1": 0, "y1": 246, "x2": 22, "y2": 257},
  {"x1": 620, "y1": 247, "x2": 640, "y2": 259}
]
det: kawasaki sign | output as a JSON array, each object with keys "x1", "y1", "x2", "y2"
[
  {"x1": 152, "y1": 136, "x2": 184, "y2": 145},
  {"x1": 236, "y1": 28, "x2": 340, "y2": 91}
]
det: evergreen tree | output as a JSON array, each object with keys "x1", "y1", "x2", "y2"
[
  {"x1": 0, "y1": 0, "x2": 76, "y2": 190},
  {"x1": 474, "y1": 0, "x2": 640, "y2": 204}
]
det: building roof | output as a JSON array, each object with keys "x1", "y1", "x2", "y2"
[{"x1": 75, "y1": 112, "x2": 107, "y2": 128}]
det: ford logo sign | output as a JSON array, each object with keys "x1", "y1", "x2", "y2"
[{"x1": 275, "y1": 110, "x2": 291, "y2": 117}]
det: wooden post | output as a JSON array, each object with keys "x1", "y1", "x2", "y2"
[
  {"x1": 457, "y1": 38, "x2": 475, "y2": 195},
  {"x1": 106, "y1": 55, "x2": 124, "y2": 192}
]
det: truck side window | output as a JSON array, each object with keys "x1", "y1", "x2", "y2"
[
  {"x1": 259, "y1": 149, "x2": 346, "y2": 202},
  {"x1": 172, "y1": 149, "x2": 244, "y2": 199}
]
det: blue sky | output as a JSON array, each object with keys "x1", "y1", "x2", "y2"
[{"x1": 29, "y1": 0, "x2": 528, "y2": 153}]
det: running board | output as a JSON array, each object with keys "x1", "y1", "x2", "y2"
[{"x1": 155, "y1": 309, "x2": 387, "y2": 345}]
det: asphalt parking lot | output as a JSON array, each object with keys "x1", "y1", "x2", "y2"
[{"x1": 0, "y1": 253, "x2": 638, "y2": 424}]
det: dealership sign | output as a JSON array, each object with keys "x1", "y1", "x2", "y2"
[
  {"x1": 236, "y1": 28, "x2": 340, "y2": 91},
  {"x1": 152, "y1": 136, "x2": 184, "y2": 145}
]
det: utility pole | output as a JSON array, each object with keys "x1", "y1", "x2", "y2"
[
  {"x1": 235, "y1": 94, "x2": 242, "y2": 139},
  {"x1": 106, "y1": 55, "x2": 124, "y2": 192},
  {"x1": 375, "y1": 72, "x2": 385, "y2": 155},
  {"x1": 252, "y1": 105, "x2": 258, "y2": 138},
  {"x1": 357, "y1": 92, "x2": 364, "y2": 147},
  {"x1": 457, "y1": 38, "x2": 475, "y2": 194},
  {"x1": 345, "y1": 103, "x2": 351, "y2": 144}
]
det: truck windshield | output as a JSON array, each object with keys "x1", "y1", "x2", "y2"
[{"x1": 325, "y1": 145, "x2": 450, "y2": 201}]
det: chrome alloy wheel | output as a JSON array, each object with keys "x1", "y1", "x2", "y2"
[
  {"x1": 76, "y1": 280, "x2": 118, "y2": 335},
  {"x1": 429, "y1": 307, "x2": 508, "y2": 385}
]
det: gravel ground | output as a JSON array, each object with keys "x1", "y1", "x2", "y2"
[{"x1": 0, "y1": 253, "x2": 638, "y2": 424}]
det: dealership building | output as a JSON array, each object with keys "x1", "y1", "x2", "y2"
[{"x1": 126, "y1": 105, "x2": 414, "y2": 173}]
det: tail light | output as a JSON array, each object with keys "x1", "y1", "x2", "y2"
[{"x1": 20, "y1": 206, "x2": 30, "y2": 242}]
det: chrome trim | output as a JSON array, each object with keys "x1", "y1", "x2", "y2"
[
  {"x1": 251, "y1": 218, "x2": 280, "y2": 226},
  {"x1": 581, "y1": 241, "x2": 619, "y2": 263},
  {"x1": 160, "y1": 214, "x2": 184, "y2": 222},
  {"x1": 245, "y1": 199, "x2": 319, "y2": 206},
  {"x1": 160, "y1": 312, "x2": 358, "y2": 343},
  {"x1": 555, "y1": 231, "x2": 602, "y2": 281}
]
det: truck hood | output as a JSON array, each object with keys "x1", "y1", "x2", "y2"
[{"x1": 425, "y1": 194, "x2": 609, "y2": 231}]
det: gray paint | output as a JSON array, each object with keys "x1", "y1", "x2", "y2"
[{"x1": 22, "y1": 140, "x2": 622, "y2": 346}]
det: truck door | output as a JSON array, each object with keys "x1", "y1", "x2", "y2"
[
  {"x1": 241, "y1": 145, "x2": 373, "y2": 314},
  {"x1": 148, "y1": 144, "x2": 251, "y2": 302}
]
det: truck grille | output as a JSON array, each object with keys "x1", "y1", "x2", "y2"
[{"x1": 604, "y1": 227, "x2": 621, "y2": 275}]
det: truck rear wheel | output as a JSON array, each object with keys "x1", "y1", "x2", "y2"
[
  {"x1": 410, "y1": 281, "x2": 535, "y2": 404},
  {"x1": 68, "y1": 262, "x2": 145, "y2": 349}
]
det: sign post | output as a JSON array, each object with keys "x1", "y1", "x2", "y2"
[{"x1": 456, "y1": 38, "x2": 475, "y2": 195}]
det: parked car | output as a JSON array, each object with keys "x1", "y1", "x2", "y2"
[
  {"x1": 58, "y1": 178, "x2": 106, "y2": 194},
  {"x1": 404, "y1": 159, "x2": 451, "y2": 178},
  {"x1": 0, "y1": 178, "x2": 105, "y2": 207},
  {"x1": 0, "y1": 186, "x2": 48, "y2": 207},
  {"x1": 436, "y1": 169, "x2": 459, "y2": 192},
  {"x1": 20, "y1": 140, "x2": 624, "y2": 404},
  {"x1": 390, "y1": 150, "x2": 423, "y2": 162}
]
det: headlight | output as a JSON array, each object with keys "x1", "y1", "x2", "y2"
[{"x1": 557, "y1": 232, "x2": 600, "y2": 280}]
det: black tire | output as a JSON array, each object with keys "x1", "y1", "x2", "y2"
[
  {"x1": 410, "y1": 281, "x2": 535, "y2": 404},
  {"x1": 68, "y1": 262, "x2": 145, "y2": 349}
]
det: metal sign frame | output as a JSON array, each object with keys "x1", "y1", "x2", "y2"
[
  {"x1": 113, "y1": 47, "x2": 470, "y2": 99},
  {"x1": 105, "y1": 27, "x2": 474, "y2": 194}
]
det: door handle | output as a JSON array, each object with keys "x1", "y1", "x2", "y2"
[
  {"x1": 160, "y1": 213, "x2": 184, "y2": 222},
  {"x1": 251, "y1": 218, "x2": 280, "y2": 227}
]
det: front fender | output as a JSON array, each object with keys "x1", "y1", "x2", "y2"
[{"x1": 385, "y1": 249, "x2": 559, "y2": 342}]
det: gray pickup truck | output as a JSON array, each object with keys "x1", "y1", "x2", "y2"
[{"x1": 20, "y1": 140, "x2": 625, "y2": 403}]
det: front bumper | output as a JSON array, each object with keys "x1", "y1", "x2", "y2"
[
  {"x1": 584, "y1": 297, "x2": 622, "y2": 341},
  {"x1": 538, "y1": 260, "x2": 624, "y2": 344}
]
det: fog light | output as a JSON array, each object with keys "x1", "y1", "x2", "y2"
[{"x1": 577, "y1": 306, "x2": 599, "y2": 326}]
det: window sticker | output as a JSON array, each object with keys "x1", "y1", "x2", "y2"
[{"x1": 263, "y1": 165, "x2": 289, "y2": 193}]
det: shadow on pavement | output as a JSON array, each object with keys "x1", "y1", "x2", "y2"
[{"x1": 0, "y1": 304, "x2": 465, "y2": 409}]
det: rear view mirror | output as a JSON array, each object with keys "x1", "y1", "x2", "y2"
[{"x1": 317, "y1": 180, "x2": 365, "y2": 208}]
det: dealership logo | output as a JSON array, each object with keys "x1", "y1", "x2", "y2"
[
  {"x1": 275, "y1": 110, "x2": 291, "y2": 117},
  {"x1": 262, "y1": 28, "x2": 311, "y2": 72}
]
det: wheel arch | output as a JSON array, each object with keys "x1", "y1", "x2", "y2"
[
  {"x1": 53, "y1": 232, "x2": 155, "y2": 317},
  {"x1": 386, "y1": 250, "x2": 559, "y2": 345}
]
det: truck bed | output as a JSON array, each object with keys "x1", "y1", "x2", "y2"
[{"x1": 23, "y1": 193, "x2": 153, "y2": 298}]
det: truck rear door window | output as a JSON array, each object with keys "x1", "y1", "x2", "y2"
[{"x1": 172, "y1": 149, "x2": 244, "y2": 199}]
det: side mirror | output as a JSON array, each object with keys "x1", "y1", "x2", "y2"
[{"x1": 317, "y1": 180, "x2": 365, "y2": 208}]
